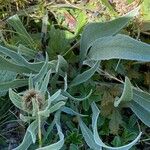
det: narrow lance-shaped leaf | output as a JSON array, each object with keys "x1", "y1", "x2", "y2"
[
  {"x1": 62, "y1": 89, "x2": 93, "y2": 101},
  {"x1": 61, "y1": 106, "x2": 87, "y2": 117},
  {"x1": 7, "y1": 14, "x2": 35, "y2": 48},
  {"x1": 128, "y1": 101, "x2": 150, "y2": 127},
  {"x1": 13, "y1": 120, "x2": 38, "y2": 150},
  {"x1": 40, "y1": 70, "x2": 51, "y2": 94},
  {"x1": 80, "y1": 7, "x2": 139, "y2": 61},
  {"x1": 79, "y1": 118, "x2": 101, "y2": 150},
  {"x1": 39, "y1": 101, "x2": 65, "y2": 117},
  {"x1": 133, "y1": 89, "x2": 150, "y2": 113},
  {"x1": 70, "y1": 61, "x2": 99, "y2": 87},
  {"x1": 27, "y1": 120, "x2": 38, "y2": 143},
  {"x1": 0, "y1": 45, "x2": 48, "y2": 72},
  {"x1": 37, "y1": 111, "x2": 64, "y2": 150},
  {"x1": 0, "y1": 79, "x2": 28, "y2": 91},
  {"x1": 91, "y1": 102, "x2": 142, "y2": 150},
  {"x1": 33, "y1": 53, "x2": 49, "y2": 83},
  {"x1": 88, "y1": 34, "x2": 150, "y2": 62},
  {"x1": 0, "y1": 55, "x2": 31, "y2": 73},
  {"x1": 9, "y1": 89, "x2": 24, "y2": 111},
  {"x1": 114, "y1": 77, "x2": 133, "y2": 107},
  {"x1": 18, "y1": 44, "x2": 37, "y2": 59}
]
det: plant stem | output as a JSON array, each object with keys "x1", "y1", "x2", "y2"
[{"x1": 38, "y1": 112, "x2": 42, "y2": 148}]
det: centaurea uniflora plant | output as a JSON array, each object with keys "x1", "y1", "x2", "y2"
[{"x1": 9, "y1": 54, "x2": 66, "y2": 150}]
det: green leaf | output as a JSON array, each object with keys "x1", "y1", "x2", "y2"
[
  {"x1": 18, "y1": 44, "x2": 37, "y2": 59},
  {"x1": 40, "y1": 70, "x2": 51, "y2": 94},
  {"x1": 0, "y1": 70, "x2": 16, "y2": 96},
  {"x1": 39, "y1": 101, "x2": 65, "y2": 117},
  {"x1": 80, "y1": 8, "x2": 139, "y2": 61},
  {"x1": 79, "y1": 118, "x2": 100, "y2": 150},
  {"x1": 0, "y1": 79, "x2": 28, "y2": 91},
  {"x1": 88, "y1": 34, "x2": 150, "y2": 62},
  {"x1": 70, "y1": 61, "x2": 99, "y2": 87},
  {"x1": 20, "y1": 114, "x2": 35, "y2": 123},
  {"x1": 7, "y1": 14, "x2": 35, "y2": 48},
  {"x1": 37, "y1": 111, "x2": 64, "y2": 150},
  {"x1": 61, "y1": 106, "x2": 87, "y2": 117},
  {"x1": 129, "y1": 101, "x2": 150, "y2": 127},
  {"x1": 0, "y1": 45, "x2": 45, "y2": 72},
  {"x1": 114, "y1": 77, "x2": 133, "y2": 107},
  {"x1": 13, "y1": 120, "x2": 38, "y2": 150},
  {"x1": 62, "y1": 89, "x2": 92, "y2": 101},
  {"x1": 0, "y1": 55, "x2": 31, "y2": 73},
  {"x1": 33, "y1": 53, "x2": 48, "y2": 83},
  {"x1": 28, "y1": 120, "x2": 38, "y2": 143},
  {"x1": 133, "y1": 89, "x2": 150, "y2": 113},
  {"x1": 56, "y1": 55, "x2": 68, "y2": 73},
  {"x1": 91, "y1": 102, "x2": 142, "y2": 150},
  {"x1": 47, "y1": 27, "x2": 73, "y2": 58},
  {"x1": 29, "y1": 74, "x2": 34, "y2": 89},
  {"x1": 9, "y1": 89, "x2": 24, "y2": 111},
  {"x1": 50, "y1": 90, "x2": 62, "y2": 102}
]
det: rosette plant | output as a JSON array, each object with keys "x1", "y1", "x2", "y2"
[{"x1": 0, "y1": 6, "x2": 150, "y2": 150}]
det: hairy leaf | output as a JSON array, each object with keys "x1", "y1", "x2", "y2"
[
  {"x1": 114, "y1": 77, "x2": 133, "y2": 107},
  {"x1": 88, "y1": 34, "x2": 150, "y2": 62},
  {"x1": 7, "y1": 14, "x2": 35, "y2": 48},
  {"x1": 129, "y1": 101, "x2": 150, "y2": 127},
  {"x1": 9, "y1": 89, "x2": 24, "y2": 111},
  {"x1": 13, "y1": 120, "x2": 38, "y2": 150},
  {"x1": 79, "y1": 118, "x2": 101, "y2": 150},
  {"x1": 62, "y1": 89, "x2": 93, "y2": 101},
  {"x1": 133, "y1": 89, "x2": 150, "y2": 112},
  {"x1": 0, "y1": 79, "x2": 28, "y2": 91},
  {"x1": 91, "y1": 102, "x2": 142, "y2": 150},
  {"x1": 70, "y1": 61, "x2": 99, "y2": 87},
  {"x1": 80, "y1": 8, "x2": 139, "y2": 61}
]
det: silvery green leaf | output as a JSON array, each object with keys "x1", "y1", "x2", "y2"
[
  {"x1": 79, "y1": 118, "x2": 101, "y2": 150},
  {"x1": 80, "y1": 7, "x2": 139, "y2": 61},
  {"x1": 91, "y1": 102, "x2": 142, "y2": 150},
  {"x1": 62, "y1": 89, "x2": 93, "y2": 101},
  {"x1": 33, "y1": 53, "x2": 48, "y2": 83},
  {"x1": 37, "y1": 111, "x2": 64, "y2": 150},
  {"x1": 133, "y1": 89, "x2": 150, "y2": 112},
  {"x1": 40, "y1": 70, "x2": 51, "y2": 94},
  {"x1": 0, "y1": 79, "x2": 28, "y2": 91},
  {"x1": 0, "y1": 70, "x2": 16, "y2": 96},
  {"x1": 0, "y1": 45, "x2": 53, "y2": 73},
  {"x1": 37, "y1": 123, "x2": 64, "y2": 150},
  {"x1": 20, "y1": 114, "x2": 35, "y2": 123},
  {"x1": 29, "y1": 74, "x2": 34, "y2": 89},
  {"x1": 9, "y1": 89, "x2": 24, "y2": 111},
  {"x1": 39, "y1": 101, "x2": 65, "y2": 117},
  {"x1": 0, "y1": 55, "x2": 31, "y2": 73},
  {"x1": 13, "y1": 120, "x2": 38, "y2": 150},
  {"x1": 88, "y1": 34, "x2": 150, "y2": 62},
  {"x1": 70, "y1": 61, "x2": 99, "y2": 87},
  {"x1": 51, "y1": 90, "x2": 62, "y2": 102},
  {"x1": 18, "y1": 44, "x2": 37, "y2": 60},
  {"x1": 129, "y1": 101, "x2": 150, "y2": 127},
  {"x1": 83, "y1": 59, "x2": 101, "y2": 73},
  {"x1": 7, "y1": 14, "x2": 35, "y2": 48},
  {"x1": 61, "y1": 106, "x2": 87, "y2": 117},
  {"x1": 32, "y1": 99, "x2": 39, "y2": 117},
  {"x1": 56, "y1": 55, "x2": 68, "y2": 73},
  {"x1": 27, "y1": 120, "x2": 38, "y2": 143},
  {"x1": 64, "y1": 74, "x2": 67, "y2": 91},
  {"x1": 114, "y1": 77, "x2": 133, "y2": 107}
]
